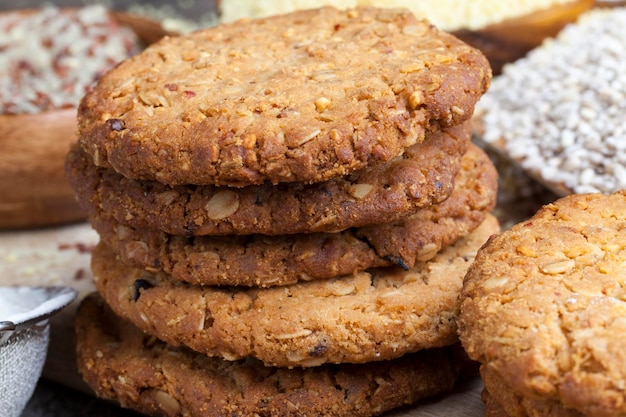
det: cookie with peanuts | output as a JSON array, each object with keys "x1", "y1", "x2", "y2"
[
  {"x1": 67, "y1": 123, "x2": 470, "y2": 236},
  {"x1": 76, "y1": 292, "x2": 478, "y2": 417},
  {"x1": 459, "y1": 191, "x2": 626, "y2": 417},
  {"x1": 77, "y1": 6, "x2": 490, "y2": 187},
  {"x1": 92, "y1": 215, "x2": 499, "y2": 368},
  {"x1": 88, "y1": 143, "x2": 497, "y2": 287}
]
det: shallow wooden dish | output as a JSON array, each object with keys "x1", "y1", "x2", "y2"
[
  {"x1": 0, "y1": 9, "x2": 173, "y2": 230},
  {"x1": 453, "y1": 0, "x2": 595, "y2": 74}
]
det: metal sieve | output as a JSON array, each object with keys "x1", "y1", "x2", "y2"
[{"x1": 0, "y1": 286, "x2": 76, "y2": 417}]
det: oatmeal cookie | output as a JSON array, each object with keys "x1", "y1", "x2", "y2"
[
  {"x1": 459, "y1": 191, "x2": 626, "y2": 417},
  {"x1": 67, "y1": 123, "x2": 469, "y2": 236},
  {"x1": 92, "y1": 215, "x2": 499, "y2": 367},
  {"x1": 77, "y1": 6, "x2": 491, "y2": 187},
  {"x1": 90, "y1": 143, "x2": 496, "y2": 286},
  {"x1": 76, "y1": 293, "x2": 475, "y2": 417}
]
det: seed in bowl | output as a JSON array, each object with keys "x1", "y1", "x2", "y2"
[
  {"x1": 0, "y1": 5, "x2": 142, "y2": 114},
  {"x1": 477, "y1": 7, "x2": 626, "y2": 195}
]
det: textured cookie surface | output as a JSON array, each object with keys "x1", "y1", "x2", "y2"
[
  {"x1": 482, "y1": 387, "x2": 512, "y2": 417},
  {"x1": 459, "y1": 191, "x2": 626, "y2": 417},
  {"x1": 76, "y1": 294, "x2": 474, "y2": 417},
  {"x1": 481, "y1": 366, "x2": 585, "y2": 417},
  {"x1": 68, "y1": 123, "x2": 469, "y2": 236},
  {"x1": 92, "y1": 215, "x2": 499, "y2": 367},
  {"x1": 77, "y1": 6, "x2": 491, "y2": 186},
  {"x1": 355, "y1": 143, "x2": 497, "y2": 268},
  {"x1": 90, "y1": 143, "x2": 497, "y2": 287}
]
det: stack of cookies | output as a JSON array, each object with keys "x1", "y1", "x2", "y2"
[{"x1": 67, "y1": 7, "x2": 497, "y2": 416}]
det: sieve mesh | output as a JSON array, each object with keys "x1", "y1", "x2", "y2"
[{"x1": 0, "y1": 323, "x2": 50, "y2": 417}]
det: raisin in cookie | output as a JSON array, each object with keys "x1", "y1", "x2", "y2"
[
  {"x1": 77, "y1": 6, "x2": 491, "y2": 186},
  {"x1": 89, "y1": 143, "x2": 496, "y2": 286},
  {"x1": 459, "y1": 191, "x2": 626, "y2": 417}
]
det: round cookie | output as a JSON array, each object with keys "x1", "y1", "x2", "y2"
[
  {"x1": 67, "y1": 123, "x2": 469, "y2": 236},
  {"x1": 459, "y1": 191, "x2": 626, "y2": 417},
  {"x1": 76, "y1": 293, "x2": 476, "y2": 417},
  {"x1": 92, "y1": 214, "x2": 500, "y2": 367},
  {"x1": 77, "y1": 6, "x2": 491, "y2": 187},
  {"x1": 90, "y1": 143, "x2": 497, "y2": 287}
]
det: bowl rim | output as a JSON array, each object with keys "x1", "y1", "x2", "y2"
[{"x1": 0, "y1": 286, "x2": 77, "y2": 345}]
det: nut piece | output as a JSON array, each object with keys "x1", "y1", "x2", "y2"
[
  {"x1": 408, "y1": 90, "x2": 424, "y2": 110},
  {"x1": 516, "y1": 245, "x2": 536, "y2": 257},
  {"x1": 205, "y1": 191, "x2": 239, "y2": 220},
  {"x1": 311, "y1": 69, "x2": 337, "y2": 81},
  {"x1": 481, "y1": 276, "x2": 509, "y2": 290},
  {"x1": 314, "y1": 97, "x2": 331, "y2": 112},
  {"x1": 348, "y1": 183, "x2": 374, "y2": 199},
  {"x1": 274, "y1": 329, "x2": 313, "y2": 340},
  {"x1": 401, "y1": 62, "x2": 426, "y2": 74},
  {"x1": 154, "y1": 390, "x2": 181, "y2": 415},
  {"x1": 451, "y1": 105, "x2": 465, "y2": 116},
  {"x1": 540, "y1": 259, "x2": 575, "y2": 275},
  {"x1": 124, "y1": 241, "x2": 149, "y2": 260},
  {"x1": 155, "y1": 190, "x2": 180, "y2": 206},
  {"x1": 114, "y1": 224, "x2": 133, "y2": 240},
  {"x1": 241, "y1": 133, "x2": 257, "y2": 149},
  {"x1": 297, "y1": 129, "x2": 321, "y2": 146},
  {"x1": 416, "y1": 243, "x2": 439, "y2": 261}
]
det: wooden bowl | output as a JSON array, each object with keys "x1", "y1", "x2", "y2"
[
  {"x1": 453, "y1": 0, "x2": 595, "y2": 74},
  {"x1": 0, "y1": 10, "x2": 173, "y2": 230}
]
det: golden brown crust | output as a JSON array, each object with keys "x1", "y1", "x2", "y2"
[
  {"x1": 67, "y1": 123, "x2": 469, "y2": 236},
  {"x1": 481, "y1": 366, "x2": 585, "y2": 417},
  {"x1": 77, "y1": 6, "x2": 491, "y2": 187},
  {"x1": 91, "y1": 215, "x2": 499, "y2": 367},
  {"x1": 459, "y1": 191, "x2": 626, "y2": 417},
  {"x1": 89, "y1": 214, "x2": 387, "y2": 287},
  {"x1": 355, "y1": 142, "x2": 497, "y2": 266},
  {"x1": 76, "y1": 293, "x2": 476, "y2": 417},
  {"x1": 89, "y1": 144, "x2": 497, "y2": 287},
  {"x1": 483, "y1": 388, "x2": 514, "y2": 417}
]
